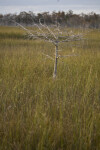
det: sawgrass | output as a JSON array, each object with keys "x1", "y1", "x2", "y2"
[{"x1": 0, "y1": 26, "x2": 100, "y2": 150}]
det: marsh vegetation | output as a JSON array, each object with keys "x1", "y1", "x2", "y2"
[{"x1": 0, "y1": 26, "x2": 100, "y2": 150}]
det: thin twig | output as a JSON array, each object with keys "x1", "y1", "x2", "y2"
[
  {"x1": 58, "y1": 54, "x2": 79, "y2": 58},
  {"x1": 41, "y1": 53, "x2": 54, "y2": 60}
]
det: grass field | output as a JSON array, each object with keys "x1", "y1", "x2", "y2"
[{"x1": 0, "y1": 26, "x2": 100, "y2": 150}]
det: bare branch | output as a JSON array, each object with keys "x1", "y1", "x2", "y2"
[
  {"x1": 58, "y1": 54, "x2": 79, "y2": 58},
  {"x1": 13, "y1": 21, "x2": 33, "y2": 35},
  {"x1": 13, "y1": 20, "x2": 55, "y2": 44},
  {"x1": 39, "y1": 19, "x2": 57, "y2": 40},
  {"x1": 41, "y1": 53, "x2": 54, "y2": 60}
]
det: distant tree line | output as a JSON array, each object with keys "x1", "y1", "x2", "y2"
[{"x1": 0, "y1": 10, "x2": 100, "y2": 28}]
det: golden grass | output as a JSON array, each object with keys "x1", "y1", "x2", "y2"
[{"x1": 0, "y1": 26, "x2": 100, "y2": 150}]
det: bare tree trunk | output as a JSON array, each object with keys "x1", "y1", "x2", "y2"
[{"x1": 53, "y1": 44, "x2": 58, "y2": 78}]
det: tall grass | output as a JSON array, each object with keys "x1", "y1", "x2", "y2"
[{"x1": 0, "y1": 26, "x2": 100, "y2": 150}]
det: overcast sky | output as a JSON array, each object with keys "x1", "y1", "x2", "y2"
[
  {"x1": 0, "y1": 0, "x2": 100, "y2": 14},
  {"x1": 0, "y1": 0, "x2": 100, "y2": 6}
]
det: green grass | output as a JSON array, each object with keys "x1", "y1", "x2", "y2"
[{"x1": 0, "y1": 26, "x2": 100, "y2": 150}]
